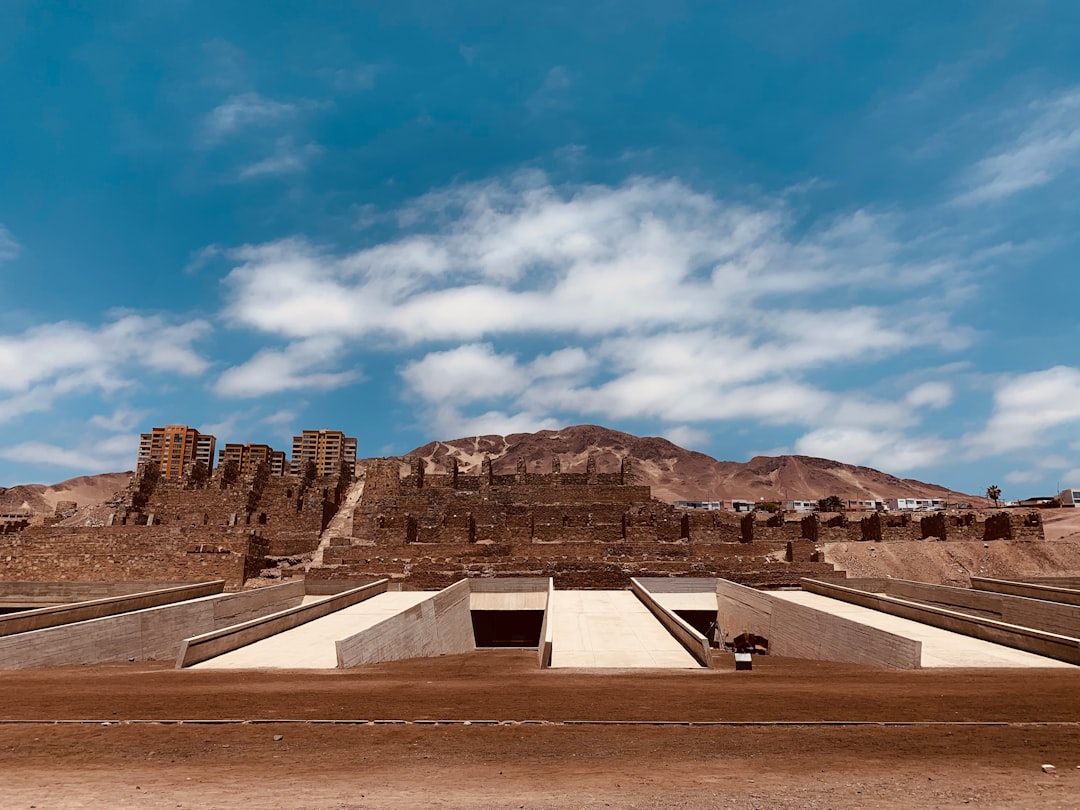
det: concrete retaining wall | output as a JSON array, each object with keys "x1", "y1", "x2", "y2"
[
  {"x1": 972, "y1": 577, "x2": 1080, "y2": 607},
  {"x1": 634, "y1": 577, "x2": 718, "y2": 593},
  {"x1": 0, "y1": 582, "x2": 305, "y2": 669},
  {"x1": 883, "y1": 579, "x2": 1080, "y2": 638},
  {"x1": 801, "y1": 578, "x2": 1080, "y2": 666},
  {"x1": 716, "y1": 579, "x2": 922, "y2": 669},
  {"x1": 176, "y1": 580, "x2": 387, "y2": 668},
  {"x1": 0, "y1": 581, "x2": 225, "y2": 637},
  {"x1": 0, "y1": 581, "x2": 199, "y2": 608},
  {"x1": 537, "y1": 578, "x2": 554, "y2": 668},
  {"x1": 631, "y1": 578, "x2": 712, "y2": 667},
  {"x1": 336, "y1": 579, "x2": 475, "y2": 667}
]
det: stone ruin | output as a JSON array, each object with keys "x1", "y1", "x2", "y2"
[{"x1": 309, "y1": 455, "x2": 842, "y2": 589}]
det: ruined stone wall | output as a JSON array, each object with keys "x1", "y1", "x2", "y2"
[
  {"x1": 314, "y1": 537, "x2": 842, "y2": 590},
  {"x1": 125, "y1": 473, "x2": 343, "y2": 558},
  {"x1": 0, "y1": 526, "x2": 267, "y2": 589}
]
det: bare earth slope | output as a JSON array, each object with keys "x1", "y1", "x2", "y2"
[
  {"x1": 0, "y1": 472, "x2": 131, "y2": 516},
  {"x1": 405, "y1": 424, "x2": 978, "y2": 504}
]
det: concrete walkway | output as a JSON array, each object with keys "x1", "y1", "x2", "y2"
[
  {"x1": 772, "y1": 591, "x2": 1073, "y2": 668},
  {"x1": 194, "y1": 591, "x2": 435, "y2": 669},
  {"x1": 549, "y1": 590, "x2": 700, "y2": 668}
]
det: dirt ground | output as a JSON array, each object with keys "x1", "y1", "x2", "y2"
[{"x1": 2, "y1": 652, "x2": 1079, "y2": 808}]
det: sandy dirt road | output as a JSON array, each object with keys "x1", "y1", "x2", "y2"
[{"x1": 1, "y1": 652, "x2": 1078, "y2": 808}]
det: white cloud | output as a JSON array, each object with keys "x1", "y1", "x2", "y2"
[
  {"x1": 401, "y1": 344, "x2": 526, "y2": 404},
  {"x1": 427, "y1": 404, "x2": 562, "y2": 440},
  {"x1": 201, "y1": 92, "x2": 298, "y2": 144},
  {"x1": 795, "y1": 427, "x2": 949, "y2": 472},
  {"x1": 0, "y1": 439, "x2": 130, "y2": 471},
  {"x1": 527, "y1": 66, "x2": 573, "y2": 115},
  {"x1": 222, "y1": 175, "x2": 962, "y2": 346},
  {"x1": 954, "y1": 88, "x2": 1080, "y2": 205},
  {"x1": 239, "y1": 138, "x2": 322, "y2": 179},
  {"x1": 1004, "y1": 469, "x2": 1042, "y2": 485},
  {"x1": 967, "y1": 366, "x2": 1080, "y2": 454},
  {"x1": 0, "y1": 225, "x2": 19, "y2": 262},
  {"x1": 662, "y1": 425, "x2": 710, "y2": 450},
  {"x1": 0, "y1": 316, "x2": 210, "y2": 422},
  {"x1": 215, "y1": 337, "x2": 359, "y2": 398},
  {"x1": 89, "y1": 408, "x2": 146, "y2": 433},
  {"x1": 906, "y1": 381, "x2": 953, "y2": 409},
  {"x1": 217, "y1": 174, "x2": 979, "y2": 452}
]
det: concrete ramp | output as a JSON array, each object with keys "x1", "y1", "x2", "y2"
[
  {"x1": 548, "y1": 590, "x2": 700, "y2": 668},
  {"x1": 772, "y1": 591, "x2": 1073, "y2": 668},
  {"x1": 193, "y1": 591, "x2": 435, "y2": 669}
]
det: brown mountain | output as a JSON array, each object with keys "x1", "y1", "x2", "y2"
[
  {"x1": 403, "y1": 424, "x2": 979, "y2": 505},
  {"x1": 0, "y1": 472, "x2": 132, "y2": 517}
]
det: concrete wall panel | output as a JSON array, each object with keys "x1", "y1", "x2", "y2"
[
  {"x1": 801, "y1": 578, "x2": 1080, "y2": 666},
  {"x1": 0, "y1": 584, "x2": 303, "y2": 669},
  {"x1": 884, "y1": 579, "x2": 1080, "y2": 638},
  {"x1": 0, "y1": 581, "x2": 226, "y2": 637},
  {"x1": 336, "y1": 579, "x2": 475, "y2": 667},
  {"x1": 971, "y1": 577, "x2": 1080, "y2": 607},
  {"x1": 177, "y1": 580, "x2": 386, "y2": 668},
  {"x1": 716, "y1": 579, "x2": 922, "y2": 669},
  {"x1": 631, "y1": 578, "x2": 711, "y2": 667}
]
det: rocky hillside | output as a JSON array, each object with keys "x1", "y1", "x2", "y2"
[
  {"x1": 0, "y1": 425, "x2": 980, "y2": 517},
  {"x1": 404, "y1": 424, "x2": 979, "y2": 504},
  {"x1": 0, "y1": 472, "x2": 132, "y2": 517}
]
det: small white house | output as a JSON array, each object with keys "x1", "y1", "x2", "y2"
[{"x1": 887, "y1": 497, "x2": 944, "y2": 511}]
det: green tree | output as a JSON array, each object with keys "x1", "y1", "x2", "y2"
[
  {"x1": 817, "y1": 495, "x2": 845, "y2": 513},
  {"x1": 753, "y1": 501, "x2": 780, "y2": 513},
  {"x1": 986, "y1": 484, "x2": 1002, "y2": 508}
]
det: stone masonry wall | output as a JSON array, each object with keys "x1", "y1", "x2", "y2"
[{"x1": 0, "y1": 526, "x2": 267, "y2": 589}]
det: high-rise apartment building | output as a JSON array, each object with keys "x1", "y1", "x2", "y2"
[
  {"x1": 291, "y1": 429, "x2": 357, "y2": 477},
  {"x1": 138, "y1": 425, "x2": 216, "y2": 479},
  {"x1": 217, "y1": 443, "x2": 288, "y2": 477}
]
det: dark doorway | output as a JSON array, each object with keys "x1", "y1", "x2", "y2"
[
  {"x1": 471, "y1": 610, "x2": 544, "y2": 648},
  {"x1": 675, "y1": 610, "x2": 718, "y2": 638}
]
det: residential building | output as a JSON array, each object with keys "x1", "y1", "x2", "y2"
[
  {"x1": 845, "y1": 499, "x2": 885, "y2": 512},
  {"x1": 1059, "y1": 487, "x2": 1080, "y2": 508},
  {"x1": 730, "y1": 499, "x2": 755, "y2": 513},
  {"x1": 217, "y1": 443, "x2": 288, "y2": 477},
  {"x1": 887, "y1": 497, "x2": 944, "y2": 511},
  {"x1": 672, "y1": 500, "x2": 723, "y2": 510},
  {"x1": 784, "y1": 500, "x2": 818, "y2": 513},
  {"x1": 291, "y1": 429, "x2": 358, "y2": 477},
  {"x1": 138, "y1": 425, "x2": 216, "y2": 480}
]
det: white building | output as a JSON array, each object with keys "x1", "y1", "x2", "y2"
[
  {"x1": 1059, "y1": 487, "x2": 1080, "y2": 507},
  {"x1": 784, "y1": 500, "x2": 818, "y2": 513},
  {"x1": 887, "y1": 497, "x2": 945, "y2": 511}
]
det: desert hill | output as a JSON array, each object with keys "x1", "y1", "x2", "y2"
[
  {"x1": 404, "y1": 424, "x2": 978, "y2": 505},
  {"x1": 0, "y1": 425, "x2": 979, "y2": 519},
  {"x1": 0, "y1": 472, "x2": 132, "y2": 517}
]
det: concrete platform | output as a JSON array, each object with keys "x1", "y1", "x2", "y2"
[
  {"x1": 772, "y1": 591, "x2": 1073, "y2": 668},
  {"x1": 194, "y1": 591, "x2": 436, "y2": 669},
  {"x1": 548, "y1": 590, "x2": 700, "y2": 668}
]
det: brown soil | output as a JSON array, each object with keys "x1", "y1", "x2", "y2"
[
  {"x1": 2, "y1": 652, "x2": 1078, "y2": 808},
  {"x1": 822, "y1": 538, "x2": 1080, "y2": 585}
]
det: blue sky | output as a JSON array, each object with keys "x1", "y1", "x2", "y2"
[{"x1": 1, "y1": 1, "x2": 1079, "y2": 498}]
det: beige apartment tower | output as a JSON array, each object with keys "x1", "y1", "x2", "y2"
[
  {"x1": 217, "y1": 443, "x2": 288, "y2": 477},
  {"x1": 138, "y1": 425, "x2": 217, "y2": 479},
  {"x1": 291, "y1": 430, "x2": 357, "y2": 477}
]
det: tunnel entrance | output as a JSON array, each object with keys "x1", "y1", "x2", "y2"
[
  {"x1": 471, "y1": 610, "x2": 544, "y2": 648},
  {"x1": 675, "y1": 610, "x2": 718, "y2": 640}
]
